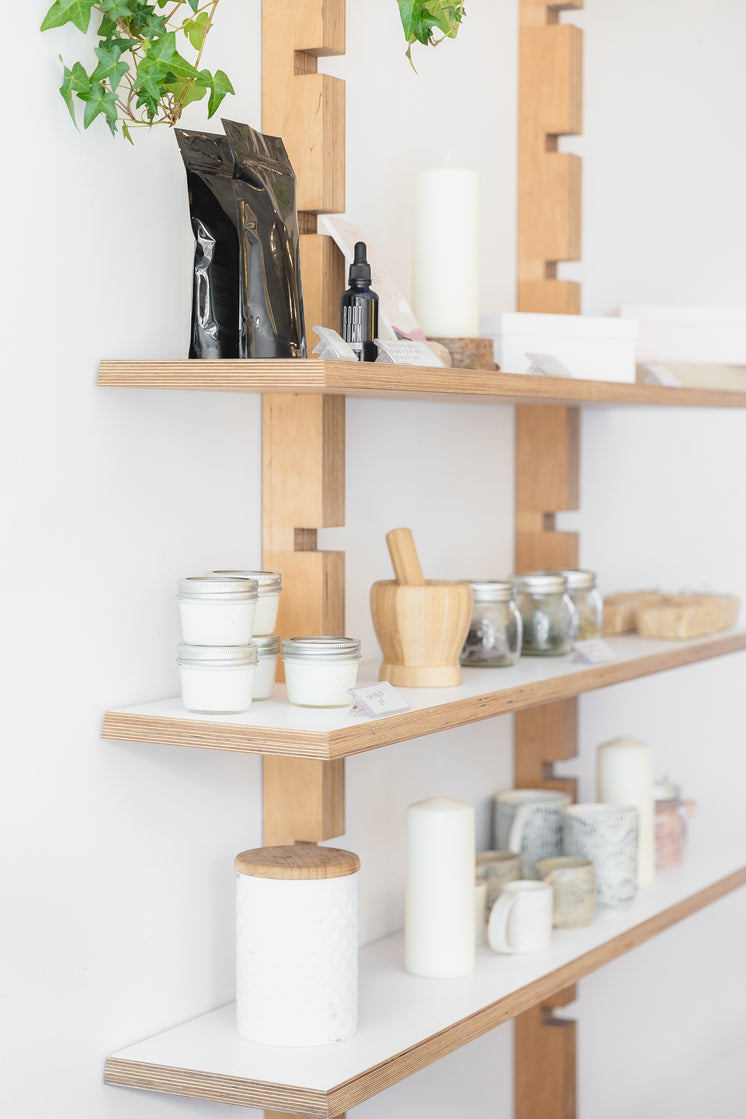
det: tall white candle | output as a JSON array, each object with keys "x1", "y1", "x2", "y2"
[
  {"x1": 596, "y1": 737, "x2": 655, "y2": 887},
  {"x1": 405, "y1": 795, "x2": 475, "y2": 977},
  {"x1": 412, "y1": 164, "x2": 480, "y2": 338}
]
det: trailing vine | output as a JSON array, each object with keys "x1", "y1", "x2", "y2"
[{"x1": 396, "y1": 0, "x2": 466, "y2": 67}]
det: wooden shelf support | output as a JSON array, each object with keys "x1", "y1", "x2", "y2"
[{"x1": 263, "y1": 757, "x2": 346, "y2": 846}]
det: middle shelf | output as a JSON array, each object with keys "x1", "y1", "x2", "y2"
[{"x1": 103, "y1": 630, "x2": 746, "y2": 760}]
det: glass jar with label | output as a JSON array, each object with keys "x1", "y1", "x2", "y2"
[
  {"x1": 513, "y1": 573, "x2": 578, "y2": 656},
  {"x1": 282, "y1": 636, "x2": 361, "y2": 708},
  {"x1": 549, "y1": 569, "x2": 603, "y2": 639},
  {"x1": 177, "y1": 642, "x2": 258, "y2": 713},
  {"x1": 207, "y1": 570, "x2": 282, "y2": 636},
  {"x1": 654, "y1": 780, "x2": 695, "y2": 870},
  {"x1": 460, "y1": 581, "x2": 522, "y2": 667}
]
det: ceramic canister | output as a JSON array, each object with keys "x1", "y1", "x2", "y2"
[
  {"x1": 494, "y1": 789, "x2": 572, "y2": 878},
  {"x1": 235, "y1": 845, "x2": 360, "y2": 1047},
  {"x1": 562, "y1": 803, "x2": 639, "y2": 910}
]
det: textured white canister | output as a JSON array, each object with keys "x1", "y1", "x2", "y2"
[
  {"x1": 406, "y1": 795, "x2": 475, "y2": 977},
  {"x1": 411, "y1": 164, "x2": 480, "y2": 338},
  {"x1": 597, "y1": 736, "x2": 655, "y2": 887},
  {"x1": 235, "y1": 845, "x2": 360, "y2": 1047}
]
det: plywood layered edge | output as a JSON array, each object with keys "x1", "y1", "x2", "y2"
[
  {"x1": 97, "y1": 361, "x2": 746, "y2": 408},
  {"x1": 102, "y1": 630, "x2": 746, "y2": 760},
  {"x1": 104, "y1": 860, "x2": 746, "y2": 1116}
]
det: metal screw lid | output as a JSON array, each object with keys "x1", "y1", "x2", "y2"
[
  {"x1": 469, "y1": 580, "x2": 515, "y2": 603},
  {"x1": 253, "y1": 634, "x2": 281, "y2": 657},
  {"x1": 178, "y1": 576, "x2": 258, "y2": 598},
  {"x1": 536, "y1": 568, "x2": 597, "y2": 590},
  {"x1": 282, "y1": 635, "x2": 361, "y2": 662},
  {"x1": 207, "y1": 570, "x2": 282, "y2": 594},
  {"x1": 512, "y1": 572, "x2": 568, "y2": 594},
  {"x1": 177, "y1": 642, "x2": 258, "y2": 665}
]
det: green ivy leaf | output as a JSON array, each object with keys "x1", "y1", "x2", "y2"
[
  {"x1": 164, "y1": 77, "x2": 208, "y2": 108},
  {"x1": 79, "y1": 81, "x2": 119, "y2": 131},
  {"x1": 41, "y1": 0, "x2": 96, "y2": 33},
  {"x1": 122, "y1": 121, "x2": 134, "y2": 144},
  {"x1": 183, "y1": 11, "x2": 209, "y2": 51},
  {"x1": 127, "y1": 3, "x2": 168, "y2": 37},
  {"x1": 98, "y1": 0, "x2": 135, "y2": 18},
  {"x1": 186, "y1": 0, "x2": 199, "y2": 11},
  {"x1": 143, "y1": 30, "x2": 177, "y2": 63},
  {"x1": 59, "y1": 59, "x2": 91, "y2": 123},
  {"x1": 91, "y1": 45, "x2": 130, "y2": 90},
  {"x1": 206, "y1": 68, "x2": 234, "y2": 117}
]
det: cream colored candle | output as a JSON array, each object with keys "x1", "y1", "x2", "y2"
[
  {"x1": 405, "y1": 795, "x2": 475, "y2": 977},
  {"x1": 597, "y1": 736, "x2": 655, "y2": 887},
  {"x1": 412, "y1": 164, "x2": 480, "y2": 338}
]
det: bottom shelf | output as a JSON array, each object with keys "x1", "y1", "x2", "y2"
[{"x1": 105, "y1": 854, "x2": 746, "y2": 1117}]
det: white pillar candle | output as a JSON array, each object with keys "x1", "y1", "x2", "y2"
[
  {"x1": 596, "y1": 737, "x2": 655, "y2": 887},
  {"x1": 412, "y1": 165, "x2": 480, "y2": 338},
  {"x1": 406, "y1": 795, "x2": 475, "y2": 977}
]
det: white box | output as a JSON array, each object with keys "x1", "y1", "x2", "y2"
[
  {"x1": 480, "y1": 312, "x2": 638, "y2": 382},
  {"x1": 616, "y1": 306, "x2": 746, "y2": 364}
]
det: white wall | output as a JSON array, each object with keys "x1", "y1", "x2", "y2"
[{"x1": 3, "y1": 3, "x2": 745, "y2": 1119}]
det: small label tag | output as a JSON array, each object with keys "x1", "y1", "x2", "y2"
[
  {"x1": 524, "y1": 352, "x2": 575, "y2": 379},
  {"x1": 573, "y1": 638, "x2": 617, "y2": 665},
  {"x1": 641, "y1": 362, "x2": 682, "y2": 387},
  {"x1": 312, "y1": 325, "x2": 359, "y2": 361},
  {"x1": 375, "y1": 339, "x2": 444, "y2": 366},
  {"x1": 348, "y1": 681, "x2": 412, "y2": 717}
]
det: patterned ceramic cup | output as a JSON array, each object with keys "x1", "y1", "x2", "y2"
[
  {"x1": 561, "y1": 803, "x2": 639, "y2": 910},
  {"x1": 494, "y1": 789, "x2": 572, "y2": 878},
  {"x1": 535, "y1": 855, "x2": 596, "y2": 929},
  {"x1": 476, "y1": 850, "x2": 522, "y2": 911}
]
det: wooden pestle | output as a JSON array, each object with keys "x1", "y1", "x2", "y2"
[{"x1": 386, "y1": 527, "x2": 426, "y2": 586}]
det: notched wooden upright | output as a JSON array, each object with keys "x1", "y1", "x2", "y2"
[{"x1": 515, "y1": 2, "x2": 584, "y2": 1117}]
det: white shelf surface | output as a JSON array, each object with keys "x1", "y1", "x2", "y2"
[
  {"x1": 106, "y1": 853, "x2": 746, "y2": 1115},
  {"x1": 102, "y1": 630, "x2": 746, "y2": 759}
]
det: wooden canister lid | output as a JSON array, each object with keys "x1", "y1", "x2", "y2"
[{"x1": 234, "y1": 844, "x2": 360, "y2": 880}]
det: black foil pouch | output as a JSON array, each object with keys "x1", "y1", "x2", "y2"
[
  {"x1": 222, "y1": 118, "x2": 306, "y2": 358},
  {"x1": 175, "y1": 129, "x2": 240, "y2": 359}
]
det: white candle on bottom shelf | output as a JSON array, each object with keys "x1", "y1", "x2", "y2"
[
  {"x1": 597, "y1": 737, "x2": 655, "y2": 887},
  {"x1": 406, "y1": 795, "x2": 475, "y2": 977},
  {"x1": 412, "y1": 164, "x2": 480, "y2": 338}
]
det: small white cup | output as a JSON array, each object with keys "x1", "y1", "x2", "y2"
[{"x1": 487, "y1": 879, "x2": 553, "y2": 954}]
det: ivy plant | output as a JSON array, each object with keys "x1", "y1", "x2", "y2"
[
  {"x1": 40, "y1": 0, "x2": 234, "y2": 142},
  {"x1": 397, "y1": 0, "x2": 466, "y2": 67}
]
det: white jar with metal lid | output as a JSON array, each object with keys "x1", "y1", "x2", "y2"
[
  {"x1": 539, "y1": 569, "x2": 603, "y2": 639},
  {"x1": 252, "y1": 635, "x2": 280, "y2": 700},
  {"x1": 208, "y1": 570, "x2": 281, "y2": 636},
  {"x1": 460, "y1": 580, "x2": 523, "y2": 667},
  {"x1": 513, "y1": 573, "x2": 578, "y2": 655},
  {"x1": 282, "y1": 636, "x2": 361, "y2": 707},
  {"x1": 178, "y1": 576, "x2": 257, "y2": 646},
  {"x1": 177, "y1": 642, "x2": 257, "y2": 713},
  {"x1": 234, "y1": 844, "x2": 360, "y2": 1046}
]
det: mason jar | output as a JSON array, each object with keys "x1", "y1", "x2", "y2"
[
  {"x1": 512, "y1": 573, "x2": 578, "y2": 656},
  {"x1": 207, "y1": 570, "x2": 282, "y2": 636},
  {"x1": 282, "y1": 636, "x2": 361, "y2": 708},
  {"x1": 177, "y1": 642, "x2": 258, "y2": 713},
  {"x1": 544, "y1": 569, "x2": 603, "y2": 639},
  {"x1": 178, "y1": 576, "x2": 258, "y2": 646},
  {"x1": 252, "y1": 634, "x2": 281, "y2": 700},
  {"x1": 460, "y1": 581, "x2": 522, "y2": 667}
]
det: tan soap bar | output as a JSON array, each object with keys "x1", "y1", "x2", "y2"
[
  {"x1": 602, "y1": 591, "x2": 665, "y2": 635},
  {"x1": 636, "y1": 594, "x2": 740, "y2": 639}
]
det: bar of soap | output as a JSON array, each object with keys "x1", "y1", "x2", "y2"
[
  {"x1": 602, "y1": 591, "x2": 665, "y2": 635},
  {"x1": 636, "y1": 594, "x2": 740, "y2": 639}
]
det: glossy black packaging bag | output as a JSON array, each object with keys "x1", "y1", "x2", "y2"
[
  {"x1": 175, "y1": 129, "x2": 240, "y2": 359},
  {"x1": 222, "y1": 118, "x2": 306, "y2": 358},
  {"x1": 176, "y1": 121, "x2": 306, "y2": 359}
]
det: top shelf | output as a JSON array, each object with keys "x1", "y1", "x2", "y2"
[{"x1": 98, "y1": 360, "x2": 746, "y2": 408}]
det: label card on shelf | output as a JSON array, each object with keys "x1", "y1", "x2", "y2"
[
  {"x1": 349, "y1": 682, "x2": 412, "y2": 717},
  {"x1": 573, "y1": 638, "x2": 617, "y2": 665},
  {"x1": 524, "y1": 352, "x2": 575, "y2": 378}
]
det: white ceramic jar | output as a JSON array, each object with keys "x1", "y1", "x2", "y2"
[
  {"x1": 282, "y1": 636, "x2": 361, "y2": 708},
  {"x1": 178, "y1": 576, "x2": 257, "y2": 646},
  {"x1": 177, "y1": 642, "x2": 257, "y2": 714},
  {"x1": 252, "y1": 635, "x2": 280, "y2": 700},
  {"x1": 208, "y1": 570, "x2": 282, "y2": 636}
]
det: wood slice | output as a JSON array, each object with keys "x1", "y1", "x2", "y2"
[
  {"x1": 428, "y1": 337, "x2": 496, "y2": 370},
  {"x1": 234, "y1": 845, "x2": 360, "y2": 879}
]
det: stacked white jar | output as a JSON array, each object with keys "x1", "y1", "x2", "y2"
[
  {"x1": 235, "y1": 844, "x2": 360, "y2": 1046},
  {"x1": 177, "y1": 576, "x2": 259, "y2": 713},
  {"x1": 208, "y1": 570, "x2": 282, "y2": 700}
]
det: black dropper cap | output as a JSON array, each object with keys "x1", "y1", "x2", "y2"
[{"x1": 348, "y1": 241, "x2": 372, "y2": 284}]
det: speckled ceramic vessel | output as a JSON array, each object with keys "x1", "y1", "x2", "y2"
[
  {"x1": 535, "y1": 855, "x2": 596, "y2": 928},
  {"x1": 561, "y1": 803, "x2": 639, "y2": 910},
  {"x1": 494, "y1": 789, "x2": 572, "y2": 878}
]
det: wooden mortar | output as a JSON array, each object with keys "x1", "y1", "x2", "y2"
[{"x1": 370, "y1": 528, "x2": 473, "y2": 687}]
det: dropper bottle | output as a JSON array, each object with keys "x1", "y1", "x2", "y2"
[{"x1": 340, "y1": 241, "x2": 379, "y2": 362}]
